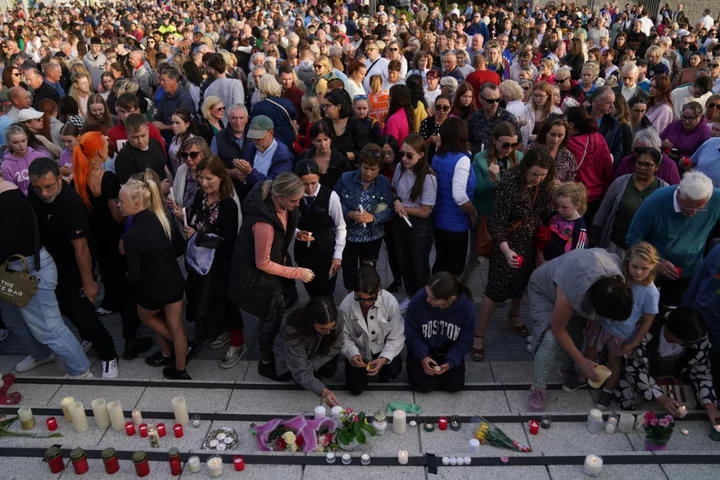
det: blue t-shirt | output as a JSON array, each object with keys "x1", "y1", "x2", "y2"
[{"x1": 599, "y1": 283, "x2": 660, "y2": 339}]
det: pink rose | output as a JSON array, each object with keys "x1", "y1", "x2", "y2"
[
  {"x1": 650, "y1": 419, "x2": 659, "y2": 426},
  {"x1": 659, "y1": 419, "x2": 670, "y2": 428},
  {"x1": 642, "y1": 420, "x2": 650, "y2": 427},
  {"x1": 644, "y1": 412, "x2": 656, "y2": 421},
  {"x1": 664, "y1": 415, "x2": 674, "y2": 423},
  {"x1": 346, "y1": 408, "x2": 353, "y2": 413}
]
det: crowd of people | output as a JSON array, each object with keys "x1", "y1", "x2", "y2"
[{"x1": 0, "y1": 0, "x2": 719, "y2": 425}]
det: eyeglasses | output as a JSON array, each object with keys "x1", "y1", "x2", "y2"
[
  {"x1": 681, "y1": 115, "x2": 699, "y2": 121},
  {"x1": 680, "y1": 205, "x2": 708, "y2": 213},
  {"x1": 180, "y1": 151, "x2": 202, "y2": 160},
  {"x1": 634, "y1": 161, "x2": 656, "y2": 169},
  {"x1": 315, "y1": 324, "x2": 338, "y2": 334},
  {"x1": 480, "y1": 96, "x2": 501, "y2": 103},
  {"x1": 214, "y1": 106, "x2": 225, "y2": 111},
  {"x1": 708, "y1": 103, "x2": 719, "y2": 109},
  {"x1": 496, "y1": 140, "x2": 519, "y2": 149},
  {"x1": 354, "y1": 294, "x2": 378, "y2": 303},
  {"x1": 435, "y1": 104, "x2": 450, "y2": 111},
  {"x1": 556, "y1": 77, "x2": 569, "y2": 83},
  {"x1": 389, "y1": 47, "x2": 398, "y2": 51}
]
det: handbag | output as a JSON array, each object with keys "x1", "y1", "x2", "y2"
[
  {"x1": 185, "y1": 232, "x2": 223, "y2": 276},
  {"x1": 475, "y1": 184, "x2": 539, "y2": 257},
  {"x1": 0, "y1": 211, "x2": 41, "y2": 308}
]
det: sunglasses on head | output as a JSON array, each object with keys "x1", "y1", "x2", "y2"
[{"x1": 180, "y1": 151, "x2": 202, "y2": 160}]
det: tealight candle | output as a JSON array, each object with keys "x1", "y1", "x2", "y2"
[
  {"x1": 618, "y1": 413, "x2": 635, "y2": 433},
  {"x1": 132, "y1": 409, "x2": 143, "y2": 426},
  {"x1": 398, "y1": 450, "x2": 409, "y2": 465},
  {"x1": 233, "y1": 456, "x2": 245, "y2": 471},
  {"x1": 69, "y1": 401, "x2": 88, "y2": 433},
  {"x1": 449, "y1": 457, "x2": 457, "y2": 466},
  {"x1": 457, "y1": 457, "x2": 465, "y2": 466},
  {"x1": 463, "y1": 456, "x2": 471, "y2": 465},
  {"x1": 605, "y1": 414, "x2": 618, "y2": 434},
  {"x1": 125, "y1": 422, "x2": 136, "y2": 436},
  {"x1": 46, "y1": 417, "x2": 58, "y2": 431},
  {"x1": 331, "y1": 406, "x2": 343, "y2": 422},
  {"x1": 171, "y1": 396, "x2": 189, "y2": 426},
  {"x1": 191, "y1": 414, "x2": 201, "y2": 428},
  {"x1": 91, "y1": 399, "x2": 111, "y2": 429},
  {"x1": 392, "y1": 409, "x2": 407, "y2": 435},
  {"x1": 541, "y1": 415, "x2": 552, "y2": 429},
  {"x1": 361, "y1": 453, "x2": 371, "y2": 465},
  {"x1": 583, "y1": 454, "x2": 603, "y2": 476},
  {"x1": 60, "y1": 396, "x2": 75, "y2": 422},
  {"x1": 207, "y1": 456, "x2": 223, "y2": 478},
  {"x1": 442, "y1": 457, "x2": 449, "y2": 466},
  {"x1": 326, "y1": 452, "x2": 336, "y2": 464},
  {"x1": 468, "y1": 438, "x2": 481, "y2": 454},
  {"x1": 438, "y1": 416, "x2": 448, "y2": 431},
  {"x1": 187, "y1": 456, "x2": 201, "y2": 473},
  {"x1": 314, "y1": 405, "x2": 327, "y2": 419},
  {"x1": 173, "y1": 423, "x2": 183, "y2": 438},
  {"x1": 157, "y1": 423, "x2": 167, "y2": 437},
  {"x1": 139, "y1": 423, "x2": 148, "y2": 438},
  {"x1": 679, "y1": 405, "x2": 687, "y2": 418},
  {"x1": 342, "y1": 453, "x2": 352, "y2": 465},
  {"x1": 449, "y1": 416, "x2": 462, "y2": 431},
  {"x1": 18, "y1": 406, "x2": 35, "y2": 430},
  {"x1": 107, "y1": 400, "x2": 125, "y2": 431}
]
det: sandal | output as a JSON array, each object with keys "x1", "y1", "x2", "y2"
[
  {"x1": 506, "y1": 312, "x2": 530, "y2": 337},
  {"x1": 1, "y1": 392, "x2": 21, "y2": 405},
  {"x1": 471, "y1": 334, "x2": 485, "y2": 362}
]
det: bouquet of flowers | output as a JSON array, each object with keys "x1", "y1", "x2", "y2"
[
  {"x1": 333, "y1": 408, "x2": 376, "y2": 450},
  {"x1": 472, "y1": 417, "x2": 532, "y2": 452},
  {"x1": 642, "y1": 412, "x2": 675, "y2": 451},
  {"x1": 251, "y1": 415, "x2": 339, "y2": 453},
  {"x1": 307, "y1": 417, "x2": 337, "y2": 453}
]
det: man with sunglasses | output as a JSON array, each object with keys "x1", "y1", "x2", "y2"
[
  {"x1": 468, "y1": 82, "x2": 523, "y2": 154},
  {"x1": 362, "y1": 41, "x2": 389, "y2": 92}
]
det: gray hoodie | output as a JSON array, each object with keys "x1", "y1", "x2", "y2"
[{"x1": 83, "y1": 52, "x2": 107, "y2": 89}]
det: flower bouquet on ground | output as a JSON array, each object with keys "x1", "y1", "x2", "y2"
[
  {"x1": 251, "y1": 415, "x2": 339, "y2": 453},
  {"x1": 471, "y1": 417, "x2": 532, "y2": 452},
  {"x1": 306, "y1": 417, "x2": 338, "y2": 453},
  {"x1": 333, "y1": 408, "x2": 376, "y2": 451},
  {"x1": 642, "y1": 412, "x2": 675, "y2": 451}
]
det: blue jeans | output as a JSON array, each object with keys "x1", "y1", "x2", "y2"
[{"x1": 0, "y1": 249, "x2": 89, "y2": 376}]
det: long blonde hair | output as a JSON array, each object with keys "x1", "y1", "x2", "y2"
[
  {"x1": 122, "y1": 169, "x2": 171, "y2": 239},
  {"x1": 624, "y1": 241, "x2": 659, "y2": 286}
]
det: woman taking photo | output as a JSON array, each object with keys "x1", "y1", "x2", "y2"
[
  {"x1": 383, "y1": 85, "x2": 415, "y2": 147},
  {"x1": 534, "y1": 116, "x2": 577, "y2": 183},
  {"x1": 119, "y1": 170, "x2": 190, "y2": 380},
  {"x1": 432, "y1": 117, "x2": 478, "y2": 276},
  {"x1": 297, "y1": 121, "x2": 351, "y2": 189},
  {"x1": 322, "y1": 89, "x2": 370, "y2": 166},
  {"x1": 198, "y1": 96, "x2": 225, "y2": 146},
  {"x1": 471, "y1": 146, "x2": 555, "y2": 361},
  {"x1": 517, "y1": 82, "x2": 562, "y2": 147},
  {"x1": 293, "y1": 160, "x2": 347, "y2": 297},
  {"x1": 646, "y1": 74, "x2": 674, "y2": 136},
  {"x1": 449, "y1": 83, "x2": 477, "y2": 123},
  {"x1": 168, "y1": 109, "x2": 195, "y2": 173},
  {"x1": 393, "y1": 134, "x2": 437, "y2": 308},
  {"x1": 1, "y1": 125, "x2": 50, "y2": 195},
  {"x1": 333, "y1": 144, "x2": 394, "y2": 291},
  {"x1": 419, "y1": 94, "x2": 451, "y2": 163}
]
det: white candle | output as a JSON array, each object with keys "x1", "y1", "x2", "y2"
[
  {"x1": 442, "y1": 457, "x2": 449, "y2": 466},
  {"x1": 392, "y1": 409, "x2": 406, "y2": 435},
  {"x1": 69, "y1": 401, "x2": 88, "y2": 433},
  {"x1": 132, "y1": 409, "x2": 143, "y2": 426},
  {"x1": 463, "y1": 456, "x2": 471, "y2": 465},
  {"x1": 679, "y1": 405, "x2": 687, "y2": 418},
  {"x1": 17, "y1": 406, "x2": 35, "y2": 430},
  {"x1": 187, "y1": 456, "x2": 201, "y2": 473},
  {"x1": 468, "y1": 438, "x2": 481, "y2": 453},
  {"x1": 605, "y1": 423, "x2": 616, "y2": 434},
  {"x1": 457, "y1": 457, "x2": 465, "y2": 466},
  {"x1": 398, "y1": 450, "x2": 409, "y2": 465},
  {"x1": 449, "y1": 457, "x2": 457, "y2": 466},
  {"x1": 314, "y1": 405, "x2": 326, "y2": 419},
  {"x1": 169, "y1": 187, "x2": 175, "y2": 202},
  {"x1": 207, "y1": 456, "x2": 223, "y2": 477},
  {"x1": 91, "y1": 399, "x2": 111, "y2": 429},
  {"x1": 307, "y1": 232, "x2": 313, "y2": 248},
  {"x1": 583, "y1": 454, "x2": 603, "y2": 476},
  {"x1": 359, "y1": 205, "x2": 366, "y2": 228},
  {"x1": 618, "y1": 413, "x2": 634, "y2": 433},
  {"x1": 331, "y1": 406, "x2": 343, "y2": 422},
  {"x1": 171, "y1": 396, "x2": 189, "y2": 426},
  {"x1": 106, "y1": 400, "x2": 125, "y2": 431},
  {"x1": 60, "y1": 396, "x2": 75, "y2": 422},
  {"x1": 402, "y1": 215, "x2": 413, "y2": 228},
  {"x1": 182, "y1": 207, "x2": 188, "y2": 228}
]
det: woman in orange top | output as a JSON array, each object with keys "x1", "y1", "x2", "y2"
[{"x1": 367, "y1": 74, "x2": 389, "y2": 129}]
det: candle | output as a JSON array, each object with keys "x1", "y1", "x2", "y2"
[
  {"x1": 468, "y1": 438, "x2": 481, "y2": 454},
  {"x1": 709, "y1": 424, "x2": 720, "y2": 442},
  {"x1": 679, "y1": 405, "x2": 687, "y2": 418},
  {"x1": 191, "y1": 414, "x2": 201, "y2": 428},
  {"x1": 70, "y1": 448, "x2": 89, "y2": 475},
  {"x1": 457, "y1": 457, "x2": 465, "y2": 466},
  {"x1": 634, "y1": 414, "x2": 646, "y2": 433},
  {"x1": 139, "y1": 423, "x2": 148, "y2": 438},
  {"x1": 168, "y1": 448, "x2": 182, "y2": 476},
  {"x1": 69, "y1": 401, "x2": 88, "y2": 433},
  {"x1": 541, "y1": 415, "x2": 552, "y2": 429},
  {"x1": 588, "y1": 364, "x2": 612, "y2": 389},
  {"x1": 46, "y1": 417, "x2": 58, "y2": 431},
  {"x1": 171, "y1": 396, "x2": 189, "y2": 426},
  {"x1": 182, "y1": 207, "x2": 188, "y2": 228},
  {"x1": 91, "y1": 399, "x2": 111, "y2": 429},
  {"x1": 326, "y1": 452, "x2": 336, "y2": 464},
  {"x1": 424, "y1": 421, "x2": 435, "y2": 432},
  {"x1": 583, "y1": 454, "x2": 603, "y2": 476},
  {"x1": 361, "y1": 453, "x2": 371, "y2": 465},
  {"x1": 132, "y1": 409, "x2": 143, "y2": 426},
  {"x1": 107, "y1": 400, "x2": 125, "y2": 431},
  {"x1": 392, "y1": 409, "x2": 407, "y2": 435},
  {"x1": 307, "y1": 231, "x2": 313, "y2": 248},
  {"x1": 207, "y1": 456, "x2": 223, "y2": 478},
  {"x1": 587, "y1": 408, "x2": 603, "y2": 433},
  {"x1": 606, "y1": 414, "x2": 618, "y2": 434},
  {"x1": 60, "y1": 396, "x2": 75, "y2": 422},
  {"x1": 234, "y1": 456, "x2": 245, "y2": 471},
  {"x1": 342, "y1": 453, "x2": 352, "y2": 465},
  {"x1": 147, "y1": 424, "x2": 160, "y2": 448},
  {"x1": 528, "y1": 420, "x2": 540, "y2": 435},
  {"x1": 398, "y1": 450, "x2": 409, "y2": 465},
  {"x1": 442, "y1": 457, "x2": 449, "y2": 466},
  {"x1": 331, "y1": 406, "x2": 343, "y2": 422},
  {"x1": 618, "y1": 413, "x2": 635, "y2": 433},
  {"x1": 188, "y1": 456, "x2": 201, "y2": 473},
  {"x1": 45, "y1": 446, "x2": 65, "y2": 474},
  {"x1": 17, "y1": 406, "x2": 35, "y2": 430},
  {"x1": 314, "y1": 405, "x2": 326, "y2": 419},
  {"x1": 102, "y1": 448, "x2": 120, "y2": 475},
  {"x1": 157, "y1": 423, "x2": 167, "y2": 437},
  {"x1": 374, "y1": 411, "x2": 388, "y2": 436},
  {"x1": 449, "y1": 457, "x2": 457, "y2": 466},
  {"x1": 463, "y1": 456, "x2": 472, "y2": 465},
  {"x1": 133, "y1": 451, "x2": 151, "y2": 477},
  {"x1": 449, "y1": 415, "x2": 462, "y2": 431},
  {"x1": 173, "y1": 423, "x2": 184, "y2": 438},
  {"x1": 125, "y1": 422, "x2": 136, "y2": 436},
  {"x1": 438, "y1": 416, "x2": 448, "y2": 431}
]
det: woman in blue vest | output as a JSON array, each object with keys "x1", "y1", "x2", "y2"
[{"x1": 431, "y1": 116, "x2": 478, "y2": 276}]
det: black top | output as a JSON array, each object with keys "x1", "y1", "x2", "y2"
[
  {"x1": 298, "y1": 185, "x2": 334, "y2": 235},
  {"x1": 298, "y1": 147, "x2": 352, "y2": 189},
  {"x1": 0, "y1": 188, "x2": 35, "y2": 262},
  {"x1": 323, "y1": 117, "x2": 370, "y2": 166},
  {"x1": 115, "y1": 139, "x2": 167, "y2": 185},
  {"x1": 187, "y1": 193, "x2": 239, "y2": 267},
  {"x1": 29, "y1": 182, "x2": 89, "y2": 282},
  {"x1": 72, "y1": 171, "x2": 124, "y2": 255},
  {"x1": 122, "y1": 209, "x2": 185, "y2": 306}
]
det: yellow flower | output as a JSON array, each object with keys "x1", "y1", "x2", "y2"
[{"x1": 282, "y1": 431, "x2": 297, "y2": 446}]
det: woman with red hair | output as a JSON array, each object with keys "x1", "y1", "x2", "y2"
[{"x1": 72, "y1": 132, "x2": 153, "y2": 360}]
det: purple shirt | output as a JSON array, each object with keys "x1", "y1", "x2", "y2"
[
  {"x1": 1, "y1": 147, "x2": 49, "y2": 195},
  {"x1": 58, "y1": 148, "x2": 73, "y2": 168},
  {"x1": 613, "y1": 153, "x2": 682, "y2": 185},
  {"x1": 660, "y1": 118, "x2": 711, "y2": 157}
]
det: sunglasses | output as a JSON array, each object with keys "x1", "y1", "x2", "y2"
[
  {"x1": 480, "y1": 96, "x2": 501, "y2": 103},
  {"x1": 354, "y1": 94, "x2": 368, "y2": 101},
  {"x1": 313, "y1": 64, "x2": 324, "y2": 69},
  {"x1": 708, "y1": 103, "x2": 720, "y2": 109},
  {"x1": 354, "y1": 294, "x2": 378, "y2": 303},
  {"x1": 214, "y1": 106, "x2": 225, "y2": 111},
  {"x1": 400, "y1": 151, "x2": 416, "y2": 159},
  {"x1": 180, "y1": 151, "x2": 202, "y2": 160},
  {"x1": 435, "y1": 104, "x2": 450, "y2": 111},
  {"x1": 496, "y1": 140, "x2": 519, "y2": 149}
]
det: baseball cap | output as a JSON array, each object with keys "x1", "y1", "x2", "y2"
[
  {"x1": 16, "y1": 108, "x2": 44, "y2": 123},
  {"x1": 247, "y1": 115, "x2": 274, "y2": 139}
]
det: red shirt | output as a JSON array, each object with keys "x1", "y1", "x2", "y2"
[
  {"x1": 108, "y1": 122, "x2": 166, "y2": 156},
  {"x1": 465, "y1": 70, "x2": 501, "y2": 109},
  {"x1": 282, "y1": 86, "x2": 305, "y2": 125}
]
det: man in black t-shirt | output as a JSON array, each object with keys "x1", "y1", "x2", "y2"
[
  {"x1": 115, "y1": 114, "x2": 168, "y2": 184},
  {"x1": 28, "y1": 158, "x2": 120, "y2": 379}
]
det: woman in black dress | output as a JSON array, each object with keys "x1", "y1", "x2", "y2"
[
  {"x1": 296, "y1": 121, "x2": 351, "y2": 189},
  {"x1": 419, "y1": 94, "x2": 451, "y2": 163},
  {"x1": 293, "y1": 160, "x2": 347, "y2": 297},
  {"x1": 119, "y1": 169, "x2": 190, "y2": 380},
  {"x1": 322, "y1": 89, "x2": 370, "y2": 167},
  {"x1": 471, "y1": 147, "x2": 555, "y2": 361}
]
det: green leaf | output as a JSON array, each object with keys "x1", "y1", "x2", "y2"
[
  {"x1": 353, "y1": 422, "x2": 361, "y2": 436},
  {"x1": 0, "y1": 417, "x2": 19, "y2": 430},
  {"x1": 356, "y1": 429, "x2": 366, "y2": 444},
  {"x1": 360, "y1": 423, "x2": 376, "y2": 436}
]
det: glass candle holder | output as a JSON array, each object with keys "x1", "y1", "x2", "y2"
[{"x1": 449, "y1": 415, "x2": 462, "y2": 431}]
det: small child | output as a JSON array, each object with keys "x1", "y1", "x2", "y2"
[
  {"x1": 563, "y1": 242, "x2": 660, "y2": 408},
  {"x1": 537, "y1": 182, "x2": 588, "y2": 264}
]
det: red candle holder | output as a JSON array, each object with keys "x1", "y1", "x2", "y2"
[
  {"x1": 46, "y1": 417, "x2": 58, "y2": 431},
  {"x1": 675, "y1": 266, "x2": 683, "y2": 277},
  {"x1": 157, "y1": 423, "x2": 167, "y2": 437},
  {"x1": 515, "y1": 255, "x2": 524, "y2": 268},
  {"x1": 438, "y1": 417, "x2": 448, "y2": 431},
  {"x1": 139, "y1": 423, "x2": 148, "y2": 438},
  {"x1": 173, "y1": 424, "x2": 183, "y2": 438},
  {"x1": 125, "y1": 422, "x2": 136, "y2": 436},
  {"x1": 528, "y1": 420, "x2": 540, "y2": 435},
  {"x1": 234, "y1": 456, "x2": 245, "y2": 472}
]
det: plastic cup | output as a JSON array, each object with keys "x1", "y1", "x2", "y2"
[{"x1": 588, "y1": 365, "x2": 612, "y2": 389}]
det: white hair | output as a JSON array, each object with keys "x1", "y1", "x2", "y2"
[
  {"x1": 633, "y1": 128, "x2": 661, "y2": 150},
  {"x1": 679, "y1": 171, "x2": 714, "y2": 200}
]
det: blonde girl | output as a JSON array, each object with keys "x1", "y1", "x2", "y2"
[{"x1": 537, "y1": 182, "x2": 588, "y2": 264}]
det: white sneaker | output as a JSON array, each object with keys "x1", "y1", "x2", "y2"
[
  {"x1": 526, "y1": 344, "x2": 533, "y2": 354},
  {"x1": 15, "y1": 353, "x2": 56, "y2": 373},
  {"x1": 101, "y1": 358, "x2": 119, "y2": 379},
  {"x1": 95, "y1": 307, "x2": 114, "y2": 316},
  {"x1": 399, "y1": 298, "x2": 411, "y2": 314},
  {"x1": 81, "y1": 341, "x2": 93, "y2": 353},
  {"x1": 526, "y1": 335, "x2": 534, "y2": 344},
  {"x1": 0, "y1": 328, "x2": 9, "y2": 342},
  {"x1": 220, "y1": 345, "x2": 247, "y2": 369},
  {"x1": 68, "y1": 370, "x2": 94, "y2": 378}
]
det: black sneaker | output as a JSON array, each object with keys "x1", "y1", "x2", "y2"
[
  {"x1": 163, "y1": 367, "x2": 192, "y2": 380},
  {"x1": 387, "y1": 280, "x2": 402, "y2": 294},
  {"x1": 145, "y1": 351, "x2": 174, "y2": 368},
  {"x1": 258, "y1": 361, "x2": 292, "y2": 382},
  {"x1": 123, "y1": 337, "x2": 154, "y2": 361},
  {"x1": 185, "y1": 341, "x2": 201, "y2": 364},
  {"x1": 597, "y1": 390, "x2": 613, "y2": 408},
  {"x1": 561, "y1": 373, "x2": 589, "y2": 393}
]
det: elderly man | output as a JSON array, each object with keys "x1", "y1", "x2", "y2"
[
  {"x1": 152, "y1": 67, "x2": 195, "y2": 142},
  {"x1": 43, "y1": 62, "x2": 65, "y2": 97},
  {"x1": 613, "y1": 63, "x2": 649, "y2": 104},
  {"x1": 25, "y1": 68, "x2": 59, "y2": 109},
  {"x1": 627, "y1": 171, "x2": 720, "y2": 310},
  {"x1": 211, "y1": 104, "x2": 249, "y2": 184},
  {"x1": 467, "y1": 34, "x2": 485, "y2": 59},
  {"x1": 128, "y1": 50, "x2": 152, "y2": 97},
  {"x1": 467, "y1": 82, "x2": 523, "y2": 153},
  {"x1": 589, "y1": 86, "x2": 626, "y2": 166},
  {"x1": 659, "y1": 36, "x2": 683, "y2": 86},
  {"x1": 441, "y1": 52, "x2": 463, "y2": 81},
  {"x1": 82, "y1": 37, "x2": 106, "y2": 90}
]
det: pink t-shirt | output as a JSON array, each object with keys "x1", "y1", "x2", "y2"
[{"x1": 382, "y1": 110, "x2": 410, "y2": 146}]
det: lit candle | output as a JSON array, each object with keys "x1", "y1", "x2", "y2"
[
  {"x1": 46, "y1": 417, "x2": 58, "y2": 431},
  {"x1": 438, "y1": 417, "x2": 448, "y2": 431},
  {"x1": 326, "y1": 452, "x2": 335, "y2": 464},
  {"x1": 125, "y1": 422, "x2": 136, "y2": 436},
  {"x1": 91, "y1": 399, "x2": 111, "y2": 429},
  {"x1": 618, "y1": 413, "x2": 635, "y2": 433},
  {"x1": 449, "y1": 415, "x2": 461, "y2": 431},
  {"x1": 398, "y1": 450, "x2": 409, "y2": 465},
  {"x1": 69, "y1": 401, "x2": 88, "y2": 433},
  {"x1": 157, "y1": 423, "x2": 167, "y2": 437},
  {"x1": 171, "y1": 396, "x2": 189, "y2": 426},
  {"x1": 139, "y1": 423, "x2": 148, "y2": 438},
  {"x1": 314, "y1": 405, "x2": 326, "y2": 419},
  {"x1": 107, "y1": 400, "x2": 125, "y2": 431},
  {"x1": 361, "y1": 453, "x2": 371, "y2": 465},
  {"x1": 233, "y1": 456, "x2": 245, "y2": 471},
  {"x1": 583, "y1": 454, "x2": 603, "y2": 476},
  {"x1": 605, "y1": 415, "x2": 617, "y2": 434},
  {"x1": 342, "y1": 453, "x2": 352, "y2": 465},
  {"x1": 207, "y1": 456, "x2": 223, "y2": 478},
  {"x1": 173, "y1": 423, "x2": 184, "y2": 438},
  {"x1": 709, "y1": 424, "x2": 720, "y2": 442},
  {"x1": 17, "y1": 406, "x2": 35, "y2": 430},
  {"x1": 679, "y1": 405, "x2": 687, "y2": 418},
  {"x1": 392, "y1": 409, "x2": 407, "y2": 435},
  {"x1": 442, "y1": 457, "x2": 449, "y2": 466},
  {"x1": 528, "y1": 420, "x2": 540, "y2": 435},
  {"x1": 132, "y1": 409, "x2": 143, "y2": 426},
  {"x1": 463, "y1": 456, "x2": 471, "y2": 465},
  {"x1": 468, "y1": 438, "x2": 481, "y2": 454},
  {"x1": 60, "y1": 396, "x2": 75, "y2": 422},
  {"x1": 187, "y1": 456, "x2": 201, "y2": 473}
]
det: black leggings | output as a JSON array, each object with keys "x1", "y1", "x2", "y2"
[
  {"x1": 341, "y1": 239, "x2": 383, "y2": 289},
  {"x1": 407, "y1": 355, "x2": 465, "y2": 393},
  {"x1": 345, "y1": 355, "x2": 402, "y2": 395},
  {"x1": 432, "y1": 228, "x2": 468, "y2": 276}
]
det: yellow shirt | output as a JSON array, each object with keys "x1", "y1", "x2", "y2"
[{"x1": 413, "y1": 102, "x2": 428, "y2": 134}]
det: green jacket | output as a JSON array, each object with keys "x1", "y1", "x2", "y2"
[{"x1": 471, "y1": 150, "x2": 524, "y2": 216}]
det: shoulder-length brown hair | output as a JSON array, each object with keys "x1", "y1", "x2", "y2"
[
  {"x1": 514, "y1": 145, "x2": 556, "y2": 190},
  {"x1": 488, "y1": 121, "x2": 520, "y2": 167},
  {"x1": 437, "y1": 117, "x2": 469, "y2": 155},
  {"x1": 647, "y1": 74, "x2": 672, "y2": 109},
  {"x1": 196, "y1": 155, "x2": 235, "y2": 200}
]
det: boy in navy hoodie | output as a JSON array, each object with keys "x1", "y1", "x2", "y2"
[{"x1": 405, "y1": 272, "x2": 475, "y2": 393}]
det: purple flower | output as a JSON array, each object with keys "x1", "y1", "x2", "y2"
[
  {"x1": 659, "y1": 419, "x2": 670, "y2": 428},
  {"x1": 644, "y1": 412, "x2": 656, "y2": 421},
  {"x1": 664, "y1": 415, "x2": 674, "y2": 423},
  {"x1": 650, "y1": 419, "x2": 659, "y2": 426}
]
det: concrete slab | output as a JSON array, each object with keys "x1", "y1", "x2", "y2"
[
  {"x1": 420, "y1": 421, "x2": 537, "y2": 457},
  {"x1": 490, "y1": 361, "x2": 563, "y2": 385},
  {"x1": 464, "y1": 362, "x2": 494, "y2": 384},
  {"x1": 414, "y1": 390, "x2": 510, "y2": 416},
  {"x1": 134, "y1": 387, "x2": 232, "y2": 415},
  {"x1": 242, "y1": 360, "x2": 295, "y2": 384},
  {"x1": 0, "y1": 354, "x2": 23, "y2": 373},
  {"x1": 48, "y1": 385, "x2": 146, "y2": 412},
  {"x1": 525, "y1": 421, "x2": 637, "y2": 456},
  {"x1": 11, "y1": 383, "x2": 62, "y2": 407},
  {"x1": 432, "y1": 465, "x2": 550, "y2": 480},
  {"x1": 226, "y1": 389, "x2": 320, "y2": 416},
  {"x1": 0, "y1": 455, "x2": 64, "y2": 479},
  {"x1": 185, "y1": 359, "x2": 244, "y2": 384},
  {"x1": 339, "y1": 390, "x2": 415, "y2": 417},
  {"x1": 96, "y1": 416, "x2": 211, "y2": 453},
  {"x1": 549, "y1": 464, "x2": 667, "y2": 480},
  {"x1": 303, "y1": 465, "x2": 425, "y2": 480},
  {"x1": 182, "y1": 463, "x2": 302, "y2": 479},
  {"x1": 662, "y1": 464, "x2": 719, "y2": 480},
  {"x1": 505, "y1": 389, "x2": 596, "y2": 414}
]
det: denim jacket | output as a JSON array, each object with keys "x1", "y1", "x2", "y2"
[{"x1": 333, "y1": 170, "x2": 393, "y2": 243}]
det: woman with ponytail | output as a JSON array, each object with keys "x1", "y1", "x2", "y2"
[
  {"x1": 404, "y1": 271, "x2": 475, "y2": 393},
  {"x1": 118, "y1": 169, "x2": 190, "y2": 380}
]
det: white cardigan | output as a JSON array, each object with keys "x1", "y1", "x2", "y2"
[{"x1": 517, "y1": 103, "x2": 562, "y2": 147}]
